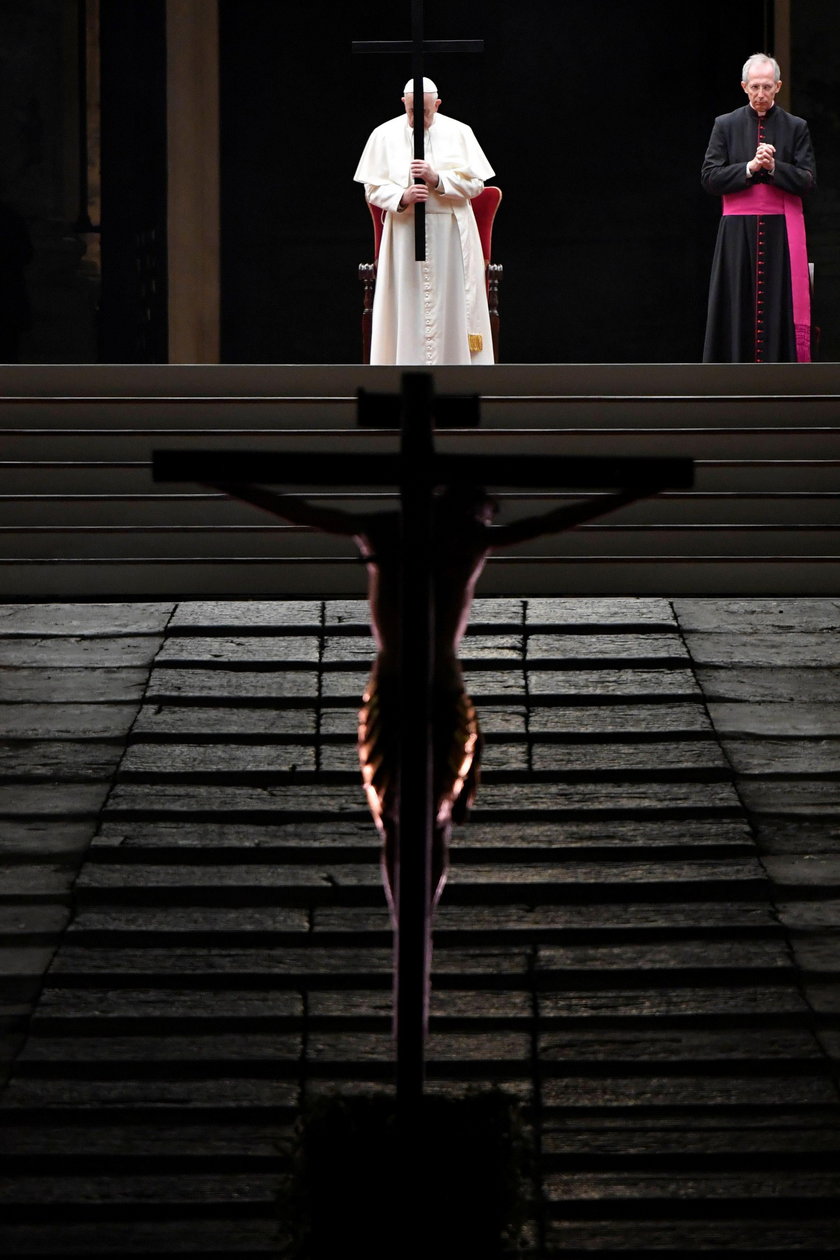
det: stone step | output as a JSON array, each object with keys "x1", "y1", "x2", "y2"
[{"x1": 2, "y1": 596, "x2": 839, "y2": 1256}]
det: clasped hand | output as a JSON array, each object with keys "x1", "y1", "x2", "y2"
[
  {"x1": 409, "y1": 158, "x2": 438, "y2": 184},
  {"x1": 399, "y1": 160, "x2": 440, "y2": 206},
  {"x1": 749, "y1": 142, "x2": 776, "y2": 174},
  {"x1": 400, "y1": 160, "x2": 443, "y2": 206}
]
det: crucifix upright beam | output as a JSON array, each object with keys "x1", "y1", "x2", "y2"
[{"x1": 353, "y1": 0, "x2": 483, "y2": 260}]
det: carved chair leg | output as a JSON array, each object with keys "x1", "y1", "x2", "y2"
[
  {"x1": 487, "y1": 262, "x2": 502, "y2": 363},
  {"x1": 359, "y1": 262, "x2": 376, "y2": 365}
]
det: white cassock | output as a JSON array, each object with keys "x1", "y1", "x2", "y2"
[{"x1": 354, "y1": 113, "x2": 495, "y2": 366}]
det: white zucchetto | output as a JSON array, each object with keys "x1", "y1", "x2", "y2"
[{"x1": 402, "y1": 77, "x2": 438, "y2": 96}]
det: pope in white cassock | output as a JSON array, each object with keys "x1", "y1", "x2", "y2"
[{"x1": 354, "y1": 78, "x2": 495, "y2": 366}]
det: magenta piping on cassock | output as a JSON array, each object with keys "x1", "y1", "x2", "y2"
[{"x1": 723, "y1": 186, "x2": 811, "y2": 362}]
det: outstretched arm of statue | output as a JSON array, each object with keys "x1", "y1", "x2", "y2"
[
  {"x1": 201, "y1": 481, "x2": 365, "y2": 536},
  {"x1": 488, "y1": 487, "x2": 652, "y2": 548}
]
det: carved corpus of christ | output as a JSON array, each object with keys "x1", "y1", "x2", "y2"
[{"x1": 182, "y1": 476, "x2": 668, "y2": 923}]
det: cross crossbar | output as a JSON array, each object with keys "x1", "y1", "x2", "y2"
[
  {"x1": 152, "y1": 451, "x2": 695, "y2": 489},
  {"x1": 352, "y1": 40, "x2": 484, "y2": 54}
]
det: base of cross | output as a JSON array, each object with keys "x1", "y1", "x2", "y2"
[{"x1": 290, "y1": 1090, "x2": 530, "y2": 1258}]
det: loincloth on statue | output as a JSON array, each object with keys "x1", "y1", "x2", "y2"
[{"x1": 357, "y1": 670, "x2": 482, "y2": 835}]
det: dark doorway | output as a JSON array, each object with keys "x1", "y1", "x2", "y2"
[{"x1": 99, "y1": 0, "x2": 168, "y2": 363}]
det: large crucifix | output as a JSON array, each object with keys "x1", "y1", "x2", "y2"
[
  {"x1": 353, "y1": 0, "x2": 483, "y2": 260},
  {"x1": 152, "y1": 375, "x2": 693, "y2": 1113}
]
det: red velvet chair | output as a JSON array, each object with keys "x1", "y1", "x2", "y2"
[{"x1": 360, "y1": 185, "x2": 503, "y2": 363}]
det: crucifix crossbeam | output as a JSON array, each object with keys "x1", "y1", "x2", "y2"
[
  {"x1": 352, "y1": 41, "x2": 484, "y2": 54},
  {"x1": 353, "y1": 1, "x2": 484, "y2": 260},
  {"x1": 153, "y1": 374, "x2": 694, "y2": 1113}
]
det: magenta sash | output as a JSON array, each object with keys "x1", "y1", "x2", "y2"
[{"x1": 722, "y1": 185, "x2": 811, "y2": 362}]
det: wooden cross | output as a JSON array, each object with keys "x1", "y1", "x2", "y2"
[
  {"x1": 153, "y1": 375, "x2": 693, "y2": 1111},
  {"x1": 353, "y1": 0, "x2": 484, "y2": 260}
]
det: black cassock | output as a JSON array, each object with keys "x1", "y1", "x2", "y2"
[{"x1": 701, "y1": 103, "x2": 816, "y2": 363}]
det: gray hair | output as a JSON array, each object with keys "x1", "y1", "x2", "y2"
[{"x1": 742, "y1": 52, "x2": 781, "y2": 82}]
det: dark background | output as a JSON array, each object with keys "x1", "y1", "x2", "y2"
[
  {"x1": 3, "y1": 0, "x2": 837, "y2": 364},
  {"x1": 217, "y1": 0, "x2": 807, "y2": 363},
  {"x1": 100, "y1": 0, "x2": 168, "y2": 364}
]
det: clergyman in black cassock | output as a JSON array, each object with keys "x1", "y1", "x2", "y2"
[{"x1": 701, "y1": 54, "x2": 816, "y2": 363}]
